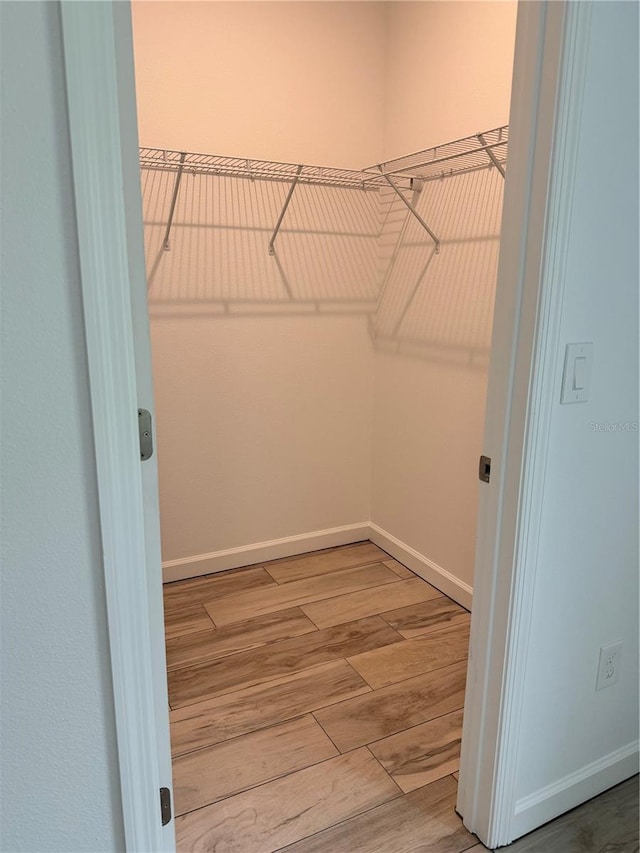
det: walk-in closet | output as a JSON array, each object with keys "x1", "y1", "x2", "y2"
[{"x1": 131, "y1": 2, "x2": 518, "y2": 849}]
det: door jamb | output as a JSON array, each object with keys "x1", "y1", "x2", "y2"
[
  {"x1": 457, "y1": 1, "x2": 593, "y2": 846},
  {"x1": 60, "y1": 3, "x2": 173, "y2": 850}
]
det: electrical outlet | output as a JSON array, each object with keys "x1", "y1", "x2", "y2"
[{"x1": 596, "y1": 641, "x2": 623, "y2": 691}]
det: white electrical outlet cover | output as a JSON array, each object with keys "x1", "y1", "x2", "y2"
[{"x1": 596, "y1": 641, "x2": 623, "y2": 691}]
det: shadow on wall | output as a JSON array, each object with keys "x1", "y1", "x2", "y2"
[
  {"x1": 141, "y1": 163, "x2": 504, "y2": 369},
  {"x1": 373, "y1": 167, "x2": 504, "y2": 371},
  {"x1": 143, "y1": 173, "x2": 380, "y2": 312}
]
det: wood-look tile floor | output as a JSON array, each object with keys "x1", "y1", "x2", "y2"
[
  {"x1": 164, "y1": 541, "x2": 473, "y2": 852},
  {"x1": 163, "y1": 541, "x2": 639, "y2": 853}
]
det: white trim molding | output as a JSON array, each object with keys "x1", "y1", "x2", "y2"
[
  {"x1": 511, "y1": 742, "x2": 639, "y2": 840},
  {"x1": 368, "y1": 524, "x2": 472, "y2": 610},
  {"x1": 456, "y1": 2, "x2": 594, "y2": 848},
  {"x1": 60, "y1": 3, "x2": 173, "y2": 851},
  {"x1": 162, "y1": 523, "x2": 370, "y2": 582},
  {"x1": 163, "y1": 522, "x2": 473, "y2": 609}
]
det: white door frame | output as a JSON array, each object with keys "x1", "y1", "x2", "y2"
[
  {"x1": 60, "y1": 2, "x2": 174, "y2": 851},
  {"x1": 60, "y1": 0, "x2": 591, "y2": 849},
  {"x1": 457, "y1": 1, "x2": 593, "y2": 846}
]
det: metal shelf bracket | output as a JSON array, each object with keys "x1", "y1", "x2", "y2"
[
  {"x1": 477, "y1": 132, "x2": 506, "y2": 179},
  {"x1": 382, "y1": 172, "x2": 440, "y2": 254},
  {"x1": 268, "y1": 165, "x2": 303, "y2": 255},
  {"x1": 163, "y1": 151, "x2": 186, "y2": 251}
]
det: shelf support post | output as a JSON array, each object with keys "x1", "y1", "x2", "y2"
[
  {"x1": 477, "y1": 133, "x2": 506, "y2": 179},
  {"x1": 269, "y1": 165, "x2": 303, "y2": 255},
  {"x1": 382, "y1": 172, "x2": 440, "y2": 254},
  {"x1": 163, "y1": 151, "x2": 186, "y2": 251}
]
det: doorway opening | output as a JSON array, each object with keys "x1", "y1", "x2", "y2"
[
  {"x1": 131, "y1": 1, "x2": 517, "y2": 848},
  {"x1": 60, "y1": 1, "x2": 639, "y2": 849}
]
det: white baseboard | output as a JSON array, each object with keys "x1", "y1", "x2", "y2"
[
  {"x1": 368, "y1": 523, "x2": 473, "y2": 610},
  {"x1": 162, "y1": 522, "x2": 370, "y2": 583},
  {"x1": 510, "y1": 741, "x2": 640, "y2": 842},
  {"x1": 163, "y1": 521, "x2": 475, "y2": 610}
]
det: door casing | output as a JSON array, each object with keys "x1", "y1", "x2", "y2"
[{"x1": 456, "y1": 1, "x2": 596, "y2": 846}]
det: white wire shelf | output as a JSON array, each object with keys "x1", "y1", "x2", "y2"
[
  {"x1": 138, "y1": 148, "x2": 384, "y2": 191},
  {"x1": 139, "y1": 126, "x2": 508, "y2": 190},
  {"x1": 364, "y1": 126, "x2": 508, "y2": 183},
  {"x1": 139, "y1": 126, "x2": 508, "y2": 256}
]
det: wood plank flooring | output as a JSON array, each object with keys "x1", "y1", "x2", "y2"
[
  {"x1": 172, "y1": 715, "x2": 337, "y2": 816},
  {"x1": 368, "y1": 707, "x2": 464, "y2": 793},
  {"x1": 163, "y1": 541, "x2": 637, "y2": 853},
  {"x1": 278, "y1": 775, "x2": 473, "y2": 853},
  {"x1": 313, "y1": 660, "x2": 468, "y2": 752},
  {"x1": 164, "y1": 541, "x2": 472, "y2": 852},
  {"x1": 168, "y1": 614, "x2": 401, "y2": 708},
  {"x1": 169, "y1": 660, "x2": 370, "y2": 757},
  {"x1": 203, "y1": 561, "x2": 400, "y2": 626},
  {"x1": 300, "y1": 577, "x2": 441, "y2": 629},
  {"x1": 174, "y1": 748, "x2": 400, "y2": 853},
  {"x1": 165, "y1": 607, "x2": 316, "y2": 670},
  {"x1": 347, "y1": 620, "x2": 471, "y2": 689},
  {"x1": 263, "y1": 541, "x2": 387, "y2": 584}
]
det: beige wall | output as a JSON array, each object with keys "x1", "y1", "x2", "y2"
[
  {"x1": 383, "y1": 1, "x2": 518, "y2": 158},
  {"x1": 132, "y1": 1, "x2": 517, "y2": 584},
  {"x1": 1, "y1": 2, "x2": 124, "y2": 848},
  {"x1": 133, "y1": 1, "x2": 386, "y2": 167},
  {"x1": 151, "y1": 315, "x2": 375, "y2": 562},
  {"x1": 132, "y1": 2, "x2": 385, "y2": 564},
  {"x1": 372, "y1": 1, "x2": 517, "y2": 590}
]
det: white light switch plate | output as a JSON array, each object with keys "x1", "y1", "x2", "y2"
[{"x1": 561, "y1": 342, "x2": 593, "y2": 404}]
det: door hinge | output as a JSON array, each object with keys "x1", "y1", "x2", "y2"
[
  {"x1": 479, "y1": 455, "x2": 491, "y2": 483},
  {"x1": 160, "y1": 787, "x2": 172, "y2": 826},
  {"x1": 138, "y1": 408, "x2": 153, "y2": 461}
]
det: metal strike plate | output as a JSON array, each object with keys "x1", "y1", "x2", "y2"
[
  {"x1": 479, "y1": 455, "x2": 491, "y2": 483},
  {"x1": 160, "y1": 787, "x2": 172, "y2": 826},
  {"x1": 138, "y1": 409, "x2": 153, "y2": 461}
]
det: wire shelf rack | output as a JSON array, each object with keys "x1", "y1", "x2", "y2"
[
  {"x1": 139, "y1": 126, "x2": 508, "y2": 260},
  {"x1": 364, "y1": 126, "x2": 508, "y2": 183},
  {"x1": 139, "y1": 126, "x2": 508, "y2": 190},
  {"x1": 139, "y1": 148, "x2": 383, "y2": 191}
]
